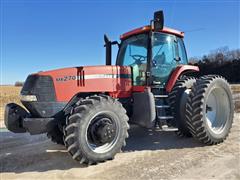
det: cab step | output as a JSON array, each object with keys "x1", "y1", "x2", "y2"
[
  {"x1": 157, "y1": 116, "x2": 174, "y2": 120},
  {"x1": 154, "y1": 95, "x2": 168, "y2": 98},
  {"x1": 156, "y1": 105, "x2": 170, "y2": 108}
]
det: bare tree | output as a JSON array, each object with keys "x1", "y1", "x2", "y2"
[{"x1": 189, "y1": 47, "x2": 240, "y2": 83}]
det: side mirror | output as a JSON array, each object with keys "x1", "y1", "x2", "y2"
[{"x1": 153, "y1": 10, "x2": 164, "y2": 31}]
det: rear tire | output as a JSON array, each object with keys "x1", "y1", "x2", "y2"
[
  {"x1": 64, "y1": 95, "x2": 129, "y2": 165},
  {"x1": 168, "y1": 76, "x2": 196, "y2": 137},
  {"x1": 186, "y1": 75, "x2": 234, "y2": 144}
]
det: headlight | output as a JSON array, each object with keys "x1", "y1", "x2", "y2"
[{"x1": 20, "y1": 95, "x2": 37, "y2": 102}]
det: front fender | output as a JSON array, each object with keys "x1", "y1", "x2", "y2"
[{"x1": 166, "y1": 65, "x2": 199, "y2": 92}]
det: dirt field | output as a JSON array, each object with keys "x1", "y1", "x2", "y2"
[
  {"x1": 0, "y1": 85, "x2": 240, "y2": 180},
  {"x1": 0, "y1": 114, "x2": 239, "y2": 180}
]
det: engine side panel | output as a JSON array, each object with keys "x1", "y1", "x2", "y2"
[{"x1": 37, "y1": 65, "x2": 132, "y2": 102}]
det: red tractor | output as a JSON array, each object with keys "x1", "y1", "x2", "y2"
[{"x1": 5, "y1": 11, "x2": 234, "y2": 165}]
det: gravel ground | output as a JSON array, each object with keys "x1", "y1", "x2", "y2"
[{"x1": 0, "y1": 113, "x2": 239, "y2": 180}]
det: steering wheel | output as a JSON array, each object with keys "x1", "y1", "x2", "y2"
[{"x1": 131, "y1": 55, "x2": 147, "y2": 63}]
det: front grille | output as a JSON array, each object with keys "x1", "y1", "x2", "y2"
[
  {"x1": 21, "y1": 75, "x2": 56, "y2": 102},
  {"x1": 20, "y1": 74, "x2": 61, "y2": 117}
]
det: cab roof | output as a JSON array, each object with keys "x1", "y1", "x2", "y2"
[{"x1": 120, "y1": 25, "x2": 184, "y2": 40}]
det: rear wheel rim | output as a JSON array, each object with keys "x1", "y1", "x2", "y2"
[
  {"x1": 86, "y1": 111, "x2": 119, "y2": 154},
  {"x1": 205, "y1": 87, "x2": 230, "y2": 134}
]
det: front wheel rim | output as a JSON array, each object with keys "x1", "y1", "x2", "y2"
[{"x1": 85, "y1": 111, "x2": 120, "y2": 154}]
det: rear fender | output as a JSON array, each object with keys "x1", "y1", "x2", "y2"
[{"x1": 166, "y1": 65, "x2": 199, "y2": 92}]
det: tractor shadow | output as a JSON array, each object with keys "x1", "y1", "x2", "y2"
[
  {"x1": 123, "y1": 124, "x2": 203, "y2": 152},
  {"x1": 0, "y1": 130, "x2": 83, "y2": 173},
  {"x1": 0, "y1": 125, "x2": 203, "y2": 174}
]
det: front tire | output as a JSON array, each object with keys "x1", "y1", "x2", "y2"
[
  {"x1": 64, "y1": 95, "x2": 129, "y2": 165},
  {"x1": 186, "y1": 75, "x2": 234, "y2": 144}
]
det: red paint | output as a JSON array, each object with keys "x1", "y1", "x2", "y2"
[
  {"x1": 166, "y1": 65, "x2": 199, "y2": 92},
  {"x1": 35, "y1": 64, "x2": 198, "y2": 101},
  {"x1": 37, "y1": 66, "x2": 132, "y2": 102},
  {"x1": 120, "y1": 26, "x2": 184, "y2": 40},
  {"x1": 120, "y1": 26, "x2": 151, "y2": 40},
  {"x1": 132, "y1": 86, "x2": 146, "y2": 92}
]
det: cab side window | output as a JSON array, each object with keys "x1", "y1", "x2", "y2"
[
  {"x1": 177, "y1": 37, "x2": 188, "y2": 64},
  {"x1": 117, "y1": 34, "x2": 148, "y2": 86}
]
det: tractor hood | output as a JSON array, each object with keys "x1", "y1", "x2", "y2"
[{"x1": 22, "y1": 65, "x2": 132, "y2": 103}]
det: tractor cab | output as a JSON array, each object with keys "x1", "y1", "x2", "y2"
[{"x1": 117, "y1": 26, "x2": 188, "y2": 87}]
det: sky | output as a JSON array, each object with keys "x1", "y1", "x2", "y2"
[{"x1": 1, "y1": 0, "x2": 239, "y2": 84}]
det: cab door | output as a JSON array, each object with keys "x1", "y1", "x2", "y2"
[{"x1": 151, "y1": 32, "x2": 178, "y2": 86}]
